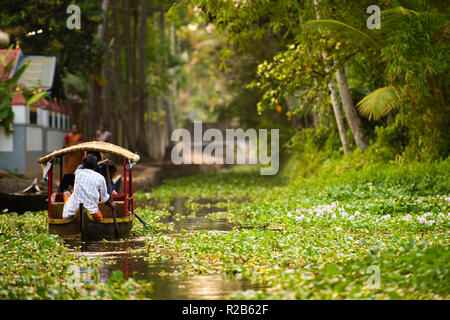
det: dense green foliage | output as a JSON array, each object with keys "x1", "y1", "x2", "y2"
[
  {"x1": 188, "y1": 0, "x2": 449, "y2": 160},
  {"x1": 0, "y1": 0, "x2": 104, "y2": 76},
  {"x1": 1, "y1": 155, "x2": 448, "y2": 299},
  {"x1": 0, "y1": 47, "x2": 48, "y2": 134},
  {"x1": 136, "y1": 156, "x2": 449, "y2": 299},
  {"x1": 0, "y1": 211, "x2": 152, "y2": 299}
]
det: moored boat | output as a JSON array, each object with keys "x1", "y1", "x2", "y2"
[{"x1": 0, "y1": 192, "x2": 47, "y2": 213}]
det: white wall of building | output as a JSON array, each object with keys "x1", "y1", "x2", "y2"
[
  {"x1": 12, "y1": 105, "x2": 28, "y2": 124},
  {"x1": 25, "y1": 126, "x2": 43, "y2": 151},
  {"x1": 38, "y1": 108, "x2": 49, "y2": 127},
  {"x1": 0, "y1": 127, "x2": 13, "y2": 152},
  {"x1": 46, "y1": 129, "x2": 64, "y2": 152}
]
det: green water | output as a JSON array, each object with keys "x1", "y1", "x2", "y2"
[{"x1": 64, "y1": 198, "x2": 261, "y2": 299}]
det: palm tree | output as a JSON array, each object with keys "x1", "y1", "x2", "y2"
[
  {"x1": 313, "y1": 0, "x2": 369, "y2": 151},
  {"x1": 305, "y1": 1, "x2": 438, "y2": 121}
]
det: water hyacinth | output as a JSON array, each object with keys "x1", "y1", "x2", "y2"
[
  {"x1": 134, "y1": 158, "x2": 449, "y2": 300},
  {"x1": 284, "y1": 197, "x2": 448, "y2": 227}
]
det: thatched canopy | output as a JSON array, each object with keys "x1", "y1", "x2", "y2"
[{"x1": 37, "y1": 141, "x2": 140, "y2": 164}]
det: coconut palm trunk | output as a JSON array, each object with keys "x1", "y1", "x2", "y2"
[
  {"x1": 328, "y1": 75, "x2": 351, "y2": 154},
  {"x1": 335, "y1": 66, "x2": 369, "y2": 151},
  {"x1": 313, "y1": 0, "x2": 350, "y2": 154}
]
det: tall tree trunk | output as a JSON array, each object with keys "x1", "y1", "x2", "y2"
[
  {"x1": 98, "y1": 0, "x2": 112, "y2": 135},
  {"x1": 335, "y1": 66, "x2": 369, "y2": 151},
  {"x1": 104, "y1": 42, "x2": 112, "y2": 132},
  {"x1": 122, "y1": 0, "x2": 137, "y2": 150},
  {"x1": 132, "y1": 5, "x2": 139, "y2": 146},
  {"x1": 137, "y1": 0, "x2": 148, "y2": 155},
  {"x1": 89, "y1": 0, "x2": 110, "y2": 138},
  {"x1": 313, "y1": 0, "x2": 350, "y2": 154},
  {"x1": 147, "y1": 12, "x2": 160, "y2": 160},
  {"x1": 160, "y1": 10, "x2": 175, "y2": 159},
  {"x1": 328, "y1": 75, "x2": 351, "y2": 154},
  {"x1": 86, "y1": 79, "x2": 94, "y2": 138},
  {"x1": 112, "y1": 0, "x2": 126, "y2": 147},
  {"x1": 170, "y1": 23, "x2": 178, "y2": 128}
]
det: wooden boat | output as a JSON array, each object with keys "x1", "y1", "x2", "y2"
[
  {"x1": 0, "y1": 192, "x2": 47, "y2": 213},
  {"x1": 0, "y1": 178, "x2": 46, "y2": 213},
  {"x1": 37, "y1": 141, "x2": 140, "y2": 241}
]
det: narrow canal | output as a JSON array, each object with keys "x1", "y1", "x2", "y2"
[{"x1": 64, "y1": 198, "x2": 261, "y2": 299}]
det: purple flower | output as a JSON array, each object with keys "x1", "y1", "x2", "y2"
[
  {"x1": 331, "y1": 213, "x2": 337, "y2": 219},
  {"x1": 381, "y1": 214, "x2": 391, "y2": 220},
  {"x1": 418, "y1": 217, "x2": 427, "y2": 224},
  {"x1": 341, "y1": 212, "x2": 348, "y2": 218},
  {"x1": 445, "y1": 197, "x2": 450, "y2": 202},
  {"x1": 354, "y1": 211, "x2": 360, "y2": 216},
  {"x1": 287, "y1": 213, "x2": 292, "y2": 218},
  {"x1": 427, "y1": 220, "x2": 435, "y2": 226},
  {"x1": 404, "y1": 214, "x2": 412, "y2": 221},
  {"x1": 295, "y1": 215, "x2": 305, "y2": 221}
]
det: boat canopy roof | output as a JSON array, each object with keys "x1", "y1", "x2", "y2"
[{"x1": 37, "y1": 141, "x2": 140, "y2": 164}]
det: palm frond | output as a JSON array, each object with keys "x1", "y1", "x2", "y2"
[
  {"x1": 394, "y1": 0, "x2": 438, "y2": 12},
  {"x1": 357, "y1": 86, "x2": 402, "y2": 120},
  {"x1": 381, "y1": 7, "x2": 421, "y2": 32},
  {"x1": 26, "y1": 91, "x2": 48, "y2": 106},
  {"x1": 305, "y1": 20, "x2": 381, "y2": 48},
  {"x1": 3, "y1": 61, "x2": 29, "y2": 87}
]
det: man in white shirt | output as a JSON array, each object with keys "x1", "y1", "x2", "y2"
[{"x1": 63, "y1": 153, "x2": 116, "y2": 221}]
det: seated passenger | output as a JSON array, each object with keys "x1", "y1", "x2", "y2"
[
  {"x1": 86, "y1": 151, "x2": 117, "y2": 194},
  {"x1": 62, "y1": 153, "x2": 115, "y2": 221}
]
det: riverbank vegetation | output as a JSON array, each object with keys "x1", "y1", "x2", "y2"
[
  {"x1": 0, "y1": 212, "x2": 152, "y2": 299},
  {"x1": 136, "y1": 154, "x2": 449, "y2": 299},
  {"x1": 1, "y1": 155, "x2": 448, "y2": 299}
]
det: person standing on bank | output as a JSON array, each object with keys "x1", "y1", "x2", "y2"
[
  {"x1": 62, "y1": 153, "x2": 116, "y2": 221},
  {"x1": 96, "y1": 122, "x2": 112, "y2": 142},
  {"x1": 58, "y1": 124, "x2": 84, "y2": 192}
]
